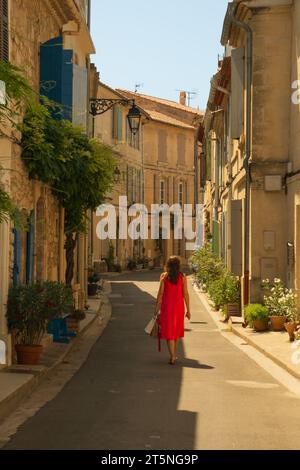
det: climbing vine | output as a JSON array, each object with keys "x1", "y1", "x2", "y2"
[{"x1": 20, "y1": 102, "x2": 115, "y2": 284}]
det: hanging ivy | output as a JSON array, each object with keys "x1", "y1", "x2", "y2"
[
  {"x1": 0, "y1": 60, "x2": 34, "y2": 126},
  {"x1": 20, "y1": 102, "x2": 115, "y2": 284},
  {"x1": 0, "y1": 186, "x2": 25, "y2": 229},
  {"x1": 0, "y1": 60, "x2": 35, "y2": 228}
]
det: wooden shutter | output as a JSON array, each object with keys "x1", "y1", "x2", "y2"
[
  {"x1": 185, "y1": 181, "x2": 188, "y2": 205},
  {"x1": 153, "y1": 174, "x2": 159, "y2": 204},
  {"x1": 26, "y1": 211, "x2": 35, "y2": 283},
  {"x1": 206, "y1": 138, "x2": 211, "y2": 181},
  {"x1": 231, "y1": 47, "x2": 245, "y2": 139},
  {"x1": 117, "y1": 107, "x2": 123, "y2": 141},
  {"x1": 212, "y1": 220, "x2": 220, "y2": 255},
  {"x1": 158, "y1": 130, "x2": 167, "y2": 162},
  {"x1": 177, "y1": 134, "x2": 186, "y2": 164},
  {"x1": 0, "y1": 0, "x2": 9, "y2": 61},
  {"x1": 72, "y1": 64, "x2": 88, "y2": 130},
  {"x1": 13, "y1": 228, "x2": 21, "y2": 285},
  {"x1": 231, "y1": 200, "x2": 242, "y2": 275},
  {"x1": 173, "y1": 177, "x2": 176, "y2": 204}
]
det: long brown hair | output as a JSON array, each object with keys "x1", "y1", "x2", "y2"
[{"x1": 166, "y1": 256, "x2": 181, "y2": 284}]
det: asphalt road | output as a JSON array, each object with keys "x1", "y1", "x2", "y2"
[{"x1": 2, "y1": 270, "x2": 300, "y2": 450}]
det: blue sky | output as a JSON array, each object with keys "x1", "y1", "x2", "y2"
[{"x1": 91, "y1": 0, "x2": 229, "y2": 110}]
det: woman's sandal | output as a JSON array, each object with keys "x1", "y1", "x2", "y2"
[{"x1": 169, "y1": 357, "x2": 176, "y2": 365}]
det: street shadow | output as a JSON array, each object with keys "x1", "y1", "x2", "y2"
[
  {"x1": 177, "y1": 358, "x2": 214, "y2": 370},
  {"x1": 3, "y1": 273, "x2": 207, "y2": 450}
]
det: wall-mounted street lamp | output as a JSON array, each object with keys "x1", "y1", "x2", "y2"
[
  {"x1": 89, "y1": 98, "x2": 142, "y2": 136},
  {"x1": 113, "y1": 166, "x2": 121, "y2": 183}
]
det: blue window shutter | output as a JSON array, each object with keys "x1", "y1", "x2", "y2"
[
  {"x1": 13, "y1": 229, "x2": 21, "y2": 285},
  {"x1": 26, "y1": 211, "x2": 35, "y2": 283},
  {"x1": 40, "y1": 37, "x2": 73, "y2": 121}
]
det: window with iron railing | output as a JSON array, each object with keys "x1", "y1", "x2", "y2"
[
  {"x1": 0, "y1": 0, "x2": 9, "y2": 61},
  {"x1": 178, "y1": 182, "x2": 183, "y2": 207},
  {"x1": 160, "y1": 180, "x2": 165, "y2": 205}
]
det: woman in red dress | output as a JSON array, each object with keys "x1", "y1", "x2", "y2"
[{"x1": 155, "y1": 256, "x2": 191, "y2": 365}]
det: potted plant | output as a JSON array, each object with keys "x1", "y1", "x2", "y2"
[
  {"x1": 223, "y1": 274, "x2": 241, "y2": 318},
  {"x1": 262, "y1": 278, "x2": 294, "y2": 331},
  {"x1": 6, "y1": 282, "x2": 73, "y2": 365},
  {"x1": 148, "y1": 258, "x2": 154, "y2": 269},
  {"x1": 207, "y1": 270, "x2": 240, "y2": 317},
  {"x1": 104, "y1": 244, "x2": 115, "y2": 272},
  {"x1": 88, "y1": 270, "x2": 100, "y2": 297},
  {"x1": 283, "y1": 291, "x2": 299, "y2": 341},
  {"x1": 136, "y1": 258, "x2": 144, "y2": 270},
  {"x1": 113, "y1": 263, "x2": 122, "y2": 273},
  {"x1": 127, "y1": 259, "x2": 137, "y2": 271},
  {"x1": 67, "y1": 309, "x2": 86, "y2": 334},
  {"x1": 244, "y1": 304, "x2": 269, "y2": 332}
]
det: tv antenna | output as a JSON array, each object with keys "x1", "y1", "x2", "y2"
[
  {"x1": 176, "y1": 89, "x2": 198, "y2": 106},
  {"x1": 134, "y1": 83, "x2": 144, "y2": 93}
]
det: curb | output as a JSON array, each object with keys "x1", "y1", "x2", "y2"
[
  {"x1": 0, "y1": 281, "x2": 112, "y2": 423},
  {"x1": 191, "y1": 281, "x2": 300, "y2": 382},
  {"x1": 229, "y1": 323, "x2": 300, "y2": 382}
]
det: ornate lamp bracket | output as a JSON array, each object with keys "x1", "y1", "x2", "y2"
[{"x1": 90, "y1": 98, "x2": 134, "y2": 116}]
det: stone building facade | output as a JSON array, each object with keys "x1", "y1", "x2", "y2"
[
  {"x1": 0, "y1": 0, "x2": 93, "y2": 365},
  {"x1": 202, "y1": 0, "x2": 300, "y2": 308},
  {"x1": 89, "y1": 79, "x2": 146, "y2": 269},
  {"x1": 91, "y1": 83, "x2": 202, "y2": 268}
]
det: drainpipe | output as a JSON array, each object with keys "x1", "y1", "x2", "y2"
[
  {"x1": 229, "y1": 8, "x2": 253, "y2": 307},
  {"x1": 87, "y1": 0, "x2": 91, "y2": 30}
]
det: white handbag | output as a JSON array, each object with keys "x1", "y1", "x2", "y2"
[{"x1": 145, "y1": 315, "x2": 158, "y2": 335}]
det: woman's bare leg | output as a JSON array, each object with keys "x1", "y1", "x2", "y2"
[
  {"x1": 174, "y1": 340, "x2": 179, "y2": 360},
  {"x1": 167, "y1": 340, "x2": 176, "y2": 362}
]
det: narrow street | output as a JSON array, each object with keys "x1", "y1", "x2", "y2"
[{"x1": 2, "y1": 271, "x2": 300, "y2": 450}]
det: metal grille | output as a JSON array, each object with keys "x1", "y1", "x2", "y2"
[{"x1": 0, "y1": 0, "x2": 9, "y2": 61}]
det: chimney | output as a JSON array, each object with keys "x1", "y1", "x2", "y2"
[{"x1": 179, "y1": 91, "x2": 186, "y2": 106}]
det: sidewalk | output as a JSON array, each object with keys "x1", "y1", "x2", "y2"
[
  {"x1": 0, "y1": 281, "x2": 112, "y2": 423},
  {"x1": 192, "y1": 282, "x2": 300, "y2": 381}
]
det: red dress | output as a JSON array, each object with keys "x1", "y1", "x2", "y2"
[{"x1": 159, "y1": 273, "x2": 185, "y2": 340}]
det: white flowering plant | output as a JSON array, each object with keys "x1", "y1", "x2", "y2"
[{"x1": 262, "y1": 278, "x2": 299, "y2": 321}]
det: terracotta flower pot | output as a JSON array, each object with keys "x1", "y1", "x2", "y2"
[
  {"x1": 270, "y1": 316, "x2": 286, "y2": 332},
  {"x1": 88, "y1": 283, "x2": 98, "y2": 297},
  {"x1": 253, "y1": 319, "x2": 269, "y2": 332},
  {"x1": 67, "y1": 318, "x2": 79, "y2": 334},
  {"x1": 224, "y1": 303, "x2": 241, "y2": 318},
  {"x1": 15, "y1": 344, "x2": 43, "y2": 365},
  {"x1": 284, "y1": 322, "x2": 297, "y2": 342}
]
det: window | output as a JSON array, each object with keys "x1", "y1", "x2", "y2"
[
  {"x1": 178, "y1": 182, "x2": 183, "y2": 207},
  {"x1": 133, "y1": 168, "x2": 137, "y2": 202},
  {"x1": 177, "y1": 134, "x2": 186, "y2": 164},
  {"x1": 160, "y1": 180, "x2": 165, "y2": 205},
  {"x1": 231, "y1": 47, "x2": 245, "y2": 139},
  {"x1": 0, "y1": 0, "x2": 9, "y2": 61},
  {"x1": 158, "y1": 130, "x2": 167, "y2": 162}
]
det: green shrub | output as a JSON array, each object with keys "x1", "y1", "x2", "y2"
[
  {"x1": 190, "y1": 244, "x2": 225, "y2": 289},
  {"x1": 6, "y1": 282, "x2": 74, "y2": 345},
  {"x1": 244, "y1": 304, "x2": 269, "y2": 326},
  {"x1": 208, "y1": 271, "x2": 240, "y2": 310}
]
